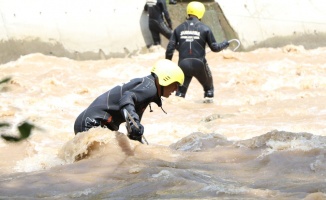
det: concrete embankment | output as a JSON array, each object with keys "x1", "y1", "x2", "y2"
[
  {"x1": 217, "y1": 0, "x2": 326, "y2": 50},
  {"x1": 0, "y1": 0, "x2": 325, "y2": 64}
]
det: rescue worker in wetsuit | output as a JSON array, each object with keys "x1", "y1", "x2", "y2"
[
  {"x1": 74, "y1": 59, "x2": 184, "y2": 143},
  {"x1": 165, "y1": 1, "x2": 229, "y2": 100},
  {"x1": 144, "y1": 0, "x2": 173, "y2": 46}
]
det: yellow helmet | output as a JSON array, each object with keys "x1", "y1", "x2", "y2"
[
  {"x1": 151, "y1": 59, "x2": 184, "y2": 86},
  {"x1": 187, "y1": 1, "x2": 205, "y2": 19}
]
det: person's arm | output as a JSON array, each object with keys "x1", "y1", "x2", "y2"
[
  {"x1": 165, "y1": 30, "x2": 178, "y2": 60},
  {"x1": 160, "y1": 0, "x2": 172, "y2": 29},
  {"x1": 122, "y1": 104, "x2": 144, "y2": 141},
  {"x1": 206, "y1": 28, "x2": 229, "y2": 52},
  {"x1": 118, "y1": 77, "x2": 156, "y2": 142},
  {"x1": 119, "y1": 92, "x2": 144, "y2": 142}
]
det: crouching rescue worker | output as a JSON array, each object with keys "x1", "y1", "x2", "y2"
[{"x1": 74, "y1": 59, "x2": 184, "y2": 143}]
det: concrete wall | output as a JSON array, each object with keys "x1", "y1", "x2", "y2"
[
  {"x1": 0, "y1": 0, "x2": 151, "y2": 62},
  {"x1": 217, "y1": 0, "x2": 326, "y2": 49},
  {"x1": 0, "y1": 0, "x2": 326, "y2": 64}
]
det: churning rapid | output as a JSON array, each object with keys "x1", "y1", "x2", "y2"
[{"x1": 0, "y1": 46, "x2": 326, "y2": 199}]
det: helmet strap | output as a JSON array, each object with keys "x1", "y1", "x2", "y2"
[{"x1": 161, "y1": 85, "x2": 164, "y2": 97}]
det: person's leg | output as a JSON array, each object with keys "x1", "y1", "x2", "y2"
[
  {"x1": 193, "y1": 61, "x2": 214, "y2": 98},
  {"x1": 74, "y1": 109, "x2": 101, "y2": 134},
  {"x1": 188, "y1": 59, "x2": 214, "y2": 98},
  {"x1": 149, "y1": 20, "x2": 161, "y2": 45},
  {"x1": 74, "y1": 112, "x2": 84, "y2": 134},
  {"x1": 176, "y1": 59, "x2": 195, "y2": 97},
  {"x1": 176, "y1": 76, "x2": 192, "y2": 97}
]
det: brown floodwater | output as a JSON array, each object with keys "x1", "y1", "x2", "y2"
[{"x1": 0, "y1": 45, "x2": 326, "y2": 199}]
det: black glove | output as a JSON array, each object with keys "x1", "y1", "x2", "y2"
[
  {"x1": 128, "y1": 120, "x2": 144, "y2": 143},
  {"x1": 120, "y1": 104, "x2": 144, "y2": 142},
  {"x1": 220, "y1": 40, "x2": 229, "y2": 50},
  {"x1": 167, "y1": 20, "x2": 173, "y2": 30}
]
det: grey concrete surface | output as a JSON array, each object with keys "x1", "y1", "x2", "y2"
[{"x1": 0, "y1": 0, "x2": 325, "y2": 64}]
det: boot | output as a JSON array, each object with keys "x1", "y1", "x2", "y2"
[
  {"x1": 204, "y1": 90, "x2": 214, "y2": 103},
  {"x1": 175, "y1": 91, "x2": 185, "y2": 98},
  {"x1": 169, "y1": 0, "x2": 177, "y2": 5},
  {"x1": 204, "y1": 90, "x2": 214, "y2": 98}
]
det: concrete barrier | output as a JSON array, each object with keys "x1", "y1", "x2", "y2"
[
  {"x1": 0, "y1": 0, "x2": 151, "y2": 63},
  {"x1": 0, "y1": 0, "x2": 153, "y2": 52},
  {"x1": 217, "y1": 0, "x2": 326, "y2": 49},
  {"x1": 0, "y1": 0, "x2": 325, "y2": 64}
]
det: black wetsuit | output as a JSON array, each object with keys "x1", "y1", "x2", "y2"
[
  {"x1": 144, "y1": 0, "x2": 173, "y2": 45},
  {"x1": 74, "y1": 74, "x2": 161, "y2": 134},
  {"x1": 165, "y1": 17, "x2": 228, "y2": 97}
]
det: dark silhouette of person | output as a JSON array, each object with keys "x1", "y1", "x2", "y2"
[{"x1": 144, "y1": 0, "x2": 173, "y2": 46}]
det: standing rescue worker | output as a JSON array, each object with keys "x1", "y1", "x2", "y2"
[
  {"x1": 74, "y1": 59, "x2": 184, "y2": 143},
  {"x1": 144, "y1": 0, "x2": 173, "y2": 46},
  {"x1": 165, "y1": 1, "x2": 229, "y2": 101}
]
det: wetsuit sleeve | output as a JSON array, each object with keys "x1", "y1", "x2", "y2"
[
  {"x1": 165, "y1": 30, "x2": 178, "y2": 60},
  {"x1": 119, "y1": 91, "x2": 140, "y2": 121},
  {"x1": 118, "y1": 77, "x2": 157, "y2": 122},
  {"x1": 161, "y1": 0, "x2": 172, "y2": 28},
  {"x1": 206, "y1": 29, "x2": 228, "y2": 52},
  {"x1": 122, "y1": 104, "x2": 140, "y2": 122}
]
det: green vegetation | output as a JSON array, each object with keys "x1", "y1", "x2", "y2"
[{"x1": 0, "y1": 77, "x2": 36, "y2": 142}]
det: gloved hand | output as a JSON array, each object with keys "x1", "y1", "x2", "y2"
[
  {"x1": 220, "y1": 40, "x2": 229, "y2": 50},
  {"x1": 127, "y1": 120, "x2": 144, "y2": 143},
  {"x1": 169, "y1": 23, "x2": 173, "y2": 30},
  {"x1": 167, "y1": 20, "x2": 173, "y2": 30}
]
